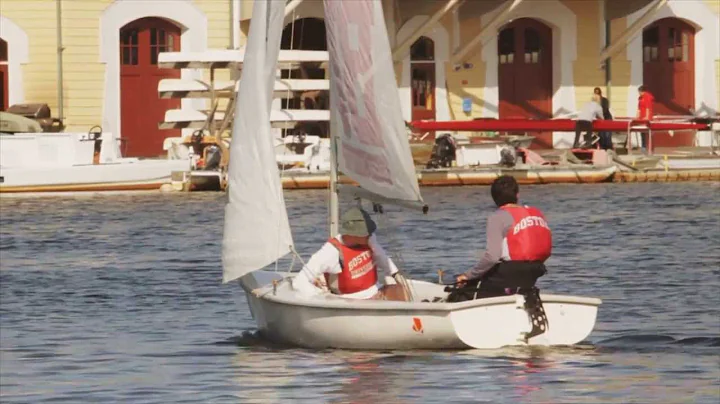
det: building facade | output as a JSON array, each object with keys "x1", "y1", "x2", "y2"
[{"x1": 0, "y1": 0, "x2": 718, "y2": 155}]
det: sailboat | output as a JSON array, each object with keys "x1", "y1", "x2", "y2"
[{"x1": 221, "y1": 0, "x2": 602, "y2": 350}]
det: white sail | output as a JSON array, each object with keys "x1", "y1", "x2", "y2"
[
  {"x1": 324, "y1": 0, "x2": 423, "y2": 204},
  {"x1": 221, "y1": 0, "x2": 292, "y2": 283}
]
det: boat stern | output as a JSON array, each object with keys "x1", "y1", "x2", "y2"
[
  {"x1": 449, "y1": 293, "x2": 601, "y2": 349},
  {"x1": 528, "y1": 294, "x2": 602, "y2": 346}
]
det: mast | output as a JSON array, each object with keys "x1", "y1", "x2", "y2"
[
  {"x1": 327, "y1": 27, "x2": 339, "y2": 237},
  {"x1": 329, "y1": 129, "x2": 339, "y2": 236}
]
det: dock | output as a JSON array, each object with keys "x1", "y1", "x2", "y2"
[
  {"x1": 170, "y1": 159, "x2": 719, "y2": 192},
  {"x1": 168, "y1": 145, "x2": 719, "y2": 192},
  {"x1": 613, "y1": 169, "x2": 720, "y2": 182},
  {"x1": 610, "y1": 146, "x2": 720, "y2": 182}
]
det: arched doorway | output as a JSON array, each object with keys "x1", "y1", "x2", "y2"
[
  {"x1": 642, "y1": 18, "x2": 695, "y2": 115},
  {"x1": 281, "y1": 17, "x2": 326, "y2": 82},
  {"x1": 0, "y1": 38, "x2": 8, "y2": 111},
  {"x1": 280, "y1": 18, "x2": 327, "y2": 139},
  {"x1": 642, "y1": 18, "x2": 696, "y2": 148},
  {"x1": 119, "y1": 17, "x2": 181, "y2": 158},
  {"x1": 498, "y1": 18, "x2": 553, "y2": 148},
  {"x1": 410, "y1": 36, "x2": 436, "y2": 121},
  {"x1": 281, "y1": 17, "x2": 326, "y2": 52}
]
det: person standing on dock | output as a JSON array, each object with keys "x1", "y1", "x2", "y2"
[
  {"x1": 636, "y1": 85, "x2": 655, "y2": 150},
  {"x1": 453, "y1": 176, "x2": 552, "y2": 300},
  {"x1": 594, "y1": 87, "x2": 614, "y2": 150},
  {"x1": 573, "y1": 94, "x2": 605, "y2": 148}
]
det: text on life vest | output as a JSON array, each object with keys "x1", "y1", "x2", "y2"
[
  {"x1": 512, "y1": 216, "x2": 549, "y2": 235},
  {"x1": 348, "y1": 250, "x2": 374, "y2": 279}
]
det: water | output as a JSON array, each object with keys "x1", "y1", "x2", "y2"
[{"x1": 1, "y1": 183, "x2": 719, "y2": 403}]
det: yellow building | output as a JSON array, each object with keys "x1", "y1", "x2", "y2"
[{"x1": 1, "y1": 0, "x2": 718, "y2": 155}]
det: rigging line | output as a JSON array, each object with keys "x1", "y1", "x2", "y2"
[
  {"x1": 275, "y1": 117, "x2": 291, "y2": 273},
  {"x1": 285, "y1": 14, "x2": 328, "y2": 241},
  {"x1": 274, "y1": 107, "x2": 292, "y2": 272},
  {"x1": 373, "y1": 205, "x2": 405, "y2": 266},
  {"x1": 284, "y1": 9, "x2": 296, "y2": 114},
  {"x1": 289, "y1": 245, "x2": 309, "y2": 274},
  {"x1": 275, "y1": 12, "x2": 298, "y2": 273},
  {"x1": 371, "y1": 204, "x2": 418, "y2": 300},
  {"x1": 287, "y1": 250, "x2": 297, "y2": 273},
  {"x1": 278, "y1": 11, "x2": 295, "y2": 139}
]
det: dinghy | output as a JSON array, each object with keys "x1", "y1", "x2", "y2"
[{"x1": 222, "y1": 0, "x2": 601, "y2": 350}]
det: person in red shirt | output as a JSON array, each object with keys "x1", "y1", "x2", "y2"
[
  {"x1": 636, "y1": 85, "x2": 655, "y2": 149},
  {"x1": 453, "y1": 176, "x2": 551, "y2": 300}
]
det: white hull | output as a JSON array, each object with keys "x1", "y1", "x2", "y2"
[
  {"x1": 239, "y1": 271, "x2": 601, "y2": 350},
  {"x1": 0, "y1": 159, "x2": 190, "y2": 193},
  {"x1": 0, "y1": 131, "x2": 191, "y2": 193}
]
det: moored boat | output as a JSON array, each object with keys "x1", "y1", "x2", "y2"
[{"x1": 0, "y1": 112, "x2": 190, "y2": 194}]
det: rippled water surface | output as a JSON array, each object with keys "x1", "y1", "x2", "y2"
[{"x1": 1, "y1": 183, "x2": 719, "y2": 403}]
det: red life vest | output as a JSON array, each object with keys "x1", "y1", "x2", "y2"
[
  {"x1": 501, "y1": 205, "x2": 552, "y2": 262},
  {"x1": 324, "y1": 237, "x2": 378, "y2": 294}
]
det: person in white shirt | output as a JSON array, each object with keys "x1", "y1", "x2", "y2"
[
  {"x1": 293, "y1": 207, "x2": 409, "y2": 301},
  {"x1": 573, "y1": 94, "x2": 605, "y2": 148}
]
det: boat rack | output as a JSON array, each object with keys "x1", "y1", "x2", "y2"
[
  {"x1": 408, "y1": 116, "x2": 717, "y2": 156},
  {"x1": 624, "y1": 115, "x2": 720, "y2": 156},
  {"x1": 156, "y1": 49, "x2": 331, "y2": 190}
]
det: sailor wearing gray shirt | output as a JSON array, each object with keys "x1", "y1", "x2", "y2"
[
  {"x1": 452, "y1": 176, "x2": 552, "y2": 301},
  {"x1": 459, "y1": 208, "x2": 515, "y2": 281},
  {"x1": 574, "y1": 94, "x2": 605, "y2": 148}
]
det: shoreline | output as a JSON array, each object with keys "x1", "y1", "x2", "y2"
[
  {"x1": 2, "y1": 146, "x2": 718, "y2": 196},
  {"x1": 2, "y1": 166, "x2": 718, "y2": 197}
]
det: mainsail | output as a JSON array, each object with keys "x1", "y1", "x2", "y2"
[
  {"x1": 221, "y1": 0, "x2": 292, "y2": 283},
  {"x1": 324, "y1": 0, "x2": 424, "y2": 204}
]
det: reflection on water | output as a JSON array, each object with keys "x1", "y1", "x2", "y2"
[
  {"x1": 225, "y1": 343, "x2": 720, "y2": 404},
  {"x1": 1, "y1": 183, "x2": 719, "y2": 403}
]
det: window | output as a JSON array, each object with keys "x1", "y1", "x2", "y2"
[
  {"x1": 0, "y1": 39, "x2": 7, "y2": 62},
  {"x1": 681, "y1": 32, "x2": 689, "y2": 62},
  {"x1": 150, "y1": 28, "x2": 174, "y2": 65},
  {"x1": 120, "y1": 29, "x2": 138, "y2": 65},
  {"x1": 412, "y1": 69, "x2": 429, "y2": 108},
  {"x1": 667, "y1": 27, "x2": 689, "y2": 62},
  {"x1": 524, "y1": 28, "x2": 541, "y2": 64},
  {"x1": 668, "y1": 28, "x2": 676, "y2": 60},
  {"x1": 410, "y1": 37, "x2": 434, "y2": 61},
  {"x1": 498, "y1": 28, "x2": 514, "y2": 64},
  {"x1": 642, "y1": 27, "x2": 659, "y2": 62}
]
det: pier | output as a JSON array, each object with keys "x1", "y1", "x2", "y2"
[
  {"x1": 168, "y1": 154, "x2": 719, "y2": 192},
  {"x1": 613, "y1": 169, "x2": 720, "y2": 183}
]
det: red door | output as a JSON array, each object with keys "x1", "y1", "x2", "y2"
[
  {"x1": 0, "y1": 38, "x2": 8, "y2": 111},
  {"x1": 120, "y1": 18, "x2": 181, "y2": 158},
  {"x1": 642, "y1": 18, "x2": 696, "y2": 148},
  {"x1": 410, "y1": 37, "x2": 436, "y2": 122},
  {"x1": 498, "y1": 19, "x2": 553, "y2": 149}
]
